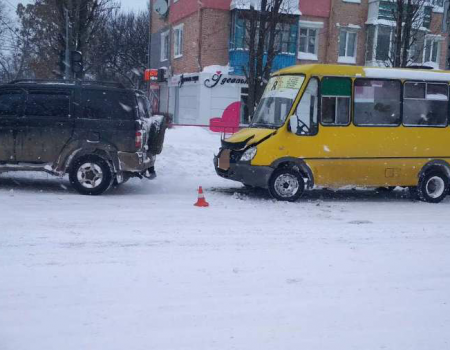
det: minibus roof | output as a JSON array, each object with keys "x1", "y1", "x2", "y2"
[{"x1": 275, "y1": 64, "x2": 450, "y2": 82}]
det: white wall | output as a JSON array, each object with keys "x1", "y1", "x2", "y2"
[{"x1": 168, "y1": 72, "x2": 247, "y2": 126}]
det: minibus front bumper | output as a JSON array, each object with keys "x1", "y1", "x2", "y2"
[{"x1": 214, "y1": 153, "x2": 273, "y2": 189}]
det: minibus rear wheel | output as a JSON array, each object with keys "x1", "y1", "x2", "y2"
[
  {"x1": 268, "y1": 168, "x2": 305, "y2": 202},
  {"x1": 417, "y1": 170, "x2": 449, "y2": 203}
]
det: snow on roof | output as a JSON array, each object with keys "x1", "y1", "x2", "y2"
[
  {"x1": 203, "y1": 65, "x2": 231, "y2": 74},
  {"x1": 364, "y1": 67, "x2": 450, "y2": 82},
  {"x1": 230, "y1": 0, "x2": 301, "y2": 15}
]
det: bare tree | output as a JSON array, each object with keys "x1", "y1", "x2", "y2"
[
  {"x1": 234, "y1": 0, "x2": 298, "y2": 120},
  {"x1": 0, "y1": 1, "x2": 33, "y2": 82},
  {"x1": 380, "y1": 0, "x2": 440, "y2": 67},
  {"x1": 89, "y1": 9, "x2": 150, "y2": 88},
  {"x1": 16, "y1": 0, "x2": 118, "y2": 79}
]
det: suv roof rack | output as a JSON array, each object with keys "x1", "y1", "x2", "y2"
[
  {"x1": 8, "y1": 79, "x2": 126, "y2": 89},
  {"x1": 78, "y1": 80, "x2": 126, "y2": 89},
  {"x1": 8, "y1": 79, "x2": 76, "y2": 85}
]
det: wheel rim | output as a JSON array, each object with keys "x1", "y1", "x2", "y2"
[
  {"x1": 425, "y1": 176, "x2": 446, "y2": 199},
  {"x1": 77, "y1": 163, "x2": 104, "y2": 189},
  {"x1": 274, "y1": 173, "x2": 300, "y2": 198}
]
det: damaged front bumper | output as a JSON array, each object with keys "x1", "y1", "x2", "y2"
[{"x1": 214, "y1": 150, "x2": 273, "y2": 189}]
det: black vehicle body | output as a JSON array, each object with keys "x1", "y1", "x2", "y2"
[{"x1": 0, "y1": 80, "x2": 167, "y2": 195}]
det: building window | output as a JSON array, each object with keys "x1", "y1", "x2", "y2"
[
  {"x1": 366, "y1": 25, "x2": 426, "y2": 66},
  {"x1": 431, "y1": 0, "x2": 443, "y2": 12},
  {"x1": 173, "y1": 24, "x2": 184, "y2": 58},
  {"x1": 160, "y1": 31, "x2": 169, "y2": 62},
  {"x1": 338, "y1": 29, "x2": 357, "y2": 64},
  {"x1": 299, "y1": 28, "x2": 318, "y2": 60},
  {"x1": 423, "y1": 37, "x2": 441, "y2": 67},
  {"x1": 375, "y1": 26, "x2": 392, "y2": 61},
  {"x1": 230, "y1": 11, "x2": 298, "y2": 54},
  {"x1": 298, "y1": 21, "x2": 323, "y2": 61},
  {"x1": 275, "y1": 23, "x2": 293, "y2": 53},
  {"x1": 408, "y1": 33, "x2": 424, "y2": 64}
]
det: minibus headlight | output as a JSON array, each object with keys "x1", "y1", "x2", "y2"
[{"x1": 240, "y1": 147, "x2": 257, "y2": 162}]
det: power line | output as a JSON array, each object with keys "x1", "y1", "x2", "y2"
[
  {"x1": 1, "y1": 0, "x2": 16, "y2": 10},
  {"x1": 3, "y1": 0, "x2": 17, "y2": 10}
]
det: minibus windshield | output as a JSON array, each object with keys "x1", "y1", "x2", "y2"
[{"x1": 251, "y1": 75, "x2": 305, "y2": 128}]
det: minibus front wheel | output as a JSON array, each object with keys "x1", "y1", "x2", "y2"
[{"x1": 268, "y1": 168, "x2": 305, "y2": 202}]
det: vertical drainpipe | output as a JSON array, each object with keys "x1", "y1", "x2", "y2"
[
  {"x1": 198, "y1": 0, "x2": 204, "y2": 72},
  {"x1": 148, "y1": 0, "x2": 153, "y2": 69},
  {"x1": 443, "y1": 0, "x2": 450, "y2": 69}
]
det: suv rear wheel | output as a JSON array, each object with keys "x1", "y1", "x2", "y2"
[{"x1": 69, "y1": 155, "x2": 113, "y2": 195}]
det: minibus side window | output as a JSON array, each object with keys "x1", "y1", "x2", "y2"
[
  {"x1": 354, "y1": 79, "x2": 401, "y2": 126},
  {"x1": 321, "y1": 77, "x2": 351, "y2": 126},
  {"x1": 289, "y1": 78, "x2": 318, "y2": 135},
  {"x1": 403, "y1": 82, "x2": 448, "y2": 127}
]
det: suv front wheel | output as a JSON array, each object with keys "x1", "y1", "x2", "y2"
[{"x1": 69, "y1": 155, "x2": 113, "y2": 195}]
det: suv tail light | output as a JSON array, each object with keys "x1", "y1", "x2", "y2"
[{"x1": 135, "y1": 131, "x2": 143, "y2": 149}]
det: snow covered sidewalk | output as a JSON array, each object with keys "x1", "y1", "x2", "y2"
[{"x1": 1, "y1": 127, "x2": 449, "y2": 350}]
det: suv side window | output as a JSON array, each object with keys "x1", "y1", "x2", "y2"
[
  {"x1": 0, "y1": 90, "x2": 23, "y2": 117},
  {"x1": 81, "y1": 89, "x2": 135, "y2": 120},
  {"x1": 25, "y1": 91, "x2": 71, "y2": 117}
]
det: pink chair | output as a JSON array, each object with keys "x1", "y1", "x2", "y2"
[{"x1": 209, "y1": 101, "x2": 241, "y2": 133}]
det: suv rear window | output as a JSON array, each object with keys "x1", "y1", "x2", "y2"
[
  {"x1": 82, "y1": 89, "x2": 135, "y2": 120},
  {"x1": 0, "y1": 91, "x2": 23, "y2": 116}
]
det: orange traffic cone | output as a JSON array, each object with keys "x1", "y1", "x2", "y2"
[{"x1": 194, "y1": 186, "x2": 209, "y2": 207}]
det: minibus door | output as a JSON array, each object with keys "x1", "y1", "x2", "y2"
[{"x1": 289, "y1": 78, "x2": 319, "y2": 136}]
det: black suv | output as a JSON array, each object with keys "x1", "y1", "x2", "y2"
[{"x1": 0, "y1": 80, "x2": 167, "y2": 195}]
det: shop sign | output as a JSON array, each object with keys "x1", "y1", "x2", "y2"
[
  {"x1": 179, "y1": 74, "x2": 199, "y2": 88},
  {"x1": 204, "y1": 73, "x2": 248, "y2": 88},
  {"x1": 144, "y1": 69, "x2": 158, "y2": 82}
]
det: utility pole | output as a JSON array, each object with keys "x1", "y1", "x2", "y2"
[
  {"x1": 443, "y1": 0, "x2": 450, "y2": 69},
  {"x1": 65, "y1": 7, "x2": 71, "y2": 80}
]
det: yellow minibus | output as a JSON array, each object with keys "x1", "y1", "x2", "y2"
[{"x1": 214, "y1": 64, "x2": 450, "y2": 203}]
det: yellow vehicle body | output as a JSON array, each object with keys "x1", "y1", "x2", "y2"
[{"x1": 215, "y1": 64, "x2": 450, "y2": 201}]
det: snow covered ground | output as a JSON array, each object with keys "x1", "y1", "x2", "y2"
[{"x1": 1, "y1": 127, "x2": 449, "y2": 350}]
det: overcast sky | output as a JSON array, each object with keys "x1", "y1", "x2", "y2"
[{"x1": 5, "y1": 0, "x2": 148, "y2": 13}]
